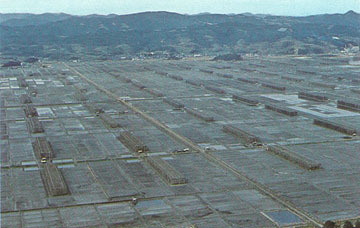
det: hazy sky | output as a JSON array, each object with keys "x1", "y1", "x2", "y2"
[{"x1": 1, "y1": 0, "x2": 359, "y2": 16}]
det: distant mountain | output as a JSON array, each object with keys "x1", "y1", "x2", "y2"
[
  {"x1": 0, "y1": 11, "x2": 359, "y2": 58},
  {"x1": 0, "y1": 13, "x2": 32, "y2": 23},
  {"x1": 0, "y1": 13, "x2": 71, "y2": 26},
  {"x1": 298, "y1": 10, "x2": 360, "y2": 28}
]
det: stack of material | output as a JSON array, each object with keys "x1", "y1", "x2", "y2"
[
  {"x1": 216, "y1": 73, "x2": 233, "y2": 78},
  {"x1": 118, "y1": 131, "x2": 150, "y2": 153},
  {"x1": 249, "y1": 63, "x2": 265, "y2": 68},
  {"x1": 143, "y1": 88, "x2": 164, "y2": 97},
  {"x1": 121, "y1": 77, "x2": 132, "y2": 83},
  {"x1": 143, "y1": 66, "x2": 153, "y2": 71},
  {"x1": 131, "y1": 80, "x2": 146, "y2": 89},
  {"x1": 185, "y1": 79, "x2": 201, "y2": 87},
  {"x1": 28, "y1": 87, "x2": 37, "y2": 96},
  {"x1": 0, "y1": 99, "x2": 7, "y2": 139},
  {"x1": 1, "y1": 98, "x2": 5, "y2": 114},
  {"x1": 212, "y1": 65, "x2": 231, "y2": 69},
  {"x1": 17, "y1": 77, "x2": 28, "y2": 88},
  {"x1": 239, "y1": 67, "x2": 255, "y2": 72},
  {"x1": 41, "y1": 163, "x2": 69, "y2": 196},
  {"x1": 297, "y1": 69, "x2": 317, "y2": 75},
  {"x1": 99, "y1": 113, "x2": 121, "y2": 128},
  {"x1": 257, "y1": 70, "x2": 278, "y2": 77},
  {"x1": 32, "y1": 137, "x2": 55, "y2": 161},
  {"x1": 204, "y1": 85, "x2": 226, "y2": 94},
  {"x1": 267, "y1": 145, "x2": 321, "y2": 170},
  {"x1": 146, "y1": 156, "x2": 187, "y2": 185},
  {"x1": 223, "y1": 125, "x2": 261, "y2": 145},
  {"x1": 311, "y1": 82, "x2": 336, "y2": 90},
  {"x1": 184, "y1": 107, "x2": 214, "y2": 122},
  {"x1": 84, "y1": 103, "x2": 105, "y2": 115},
  {"x1": 337, "y1": 99, "x2": 360, "y2": 112},
  {"x1": 298, "y1": 92, "x2": 329, "y2": 102},
  {"x1": 1, "y1": 122, "x2": 8, "y2": 140},
  {"x1": 237, "y1": 77, "x2": 257, "y2": 84},
  {"x1": 20, "y1": 94, "x2": 32, "y2": 104},
  {"x1": 155, "y1": 71, "x2": 168, "y2": 76},
  {"x1": 180, "y1": 65, "x2": 191, "y2": 70},
  {"x1": 320, "y1": 75, "x2": 331, "y2": 80},
  {"x1": 64, "y1": 76, "x2": 76, "y2": 85},
  {"x1": 27, "y1": 117, "x2": 45, "y2": 133},
  {"x1": 261, "y1": 82, "x2": 286, "y2": 91},
  {"x1": 28, "y1": 72, "x2": 41, "y2": 77},
  {"x1": 24, "y1": 105, "x2": 38, "y2": 117},
  {"x1": 265, "y1": 103, "x2": 298, "y2": 116},
  {"x1": 232, "y1": 94, "x2": 259, "y2": 106},
  {"x1": 313, "y1": 118, "x2": 357, "y2": 135},
  {"x1": 74, "y1": 90, "x2": 88, "y2": 102},
  {"x1": 73, "y1": 84, "x2": 88, "y2": 93},
  {"x1": 351, "y1": 88, "x2": 360, "y2": 94},
  {"x1": 199, "y1": 69, "x2": 213, "y2": 74},
  {"x1": 163, "y1": 98, "x2": 185, "y2": 109},
  {"x1": 281, "y1": 76, "x2": 304, "y2": 82},
  {"x1": 168, "y1": 74, "x2": 183, "y2": 81}
]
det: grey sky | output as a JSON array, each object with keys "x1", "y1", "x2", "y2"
[{"x1": 1, "y1": 0, "x2": 359, "y2": 16}]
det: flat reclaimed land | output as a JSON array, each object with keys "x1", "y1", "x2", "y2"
[{"x1": 1, "y1": 55, "x2": 360, "y2": 227}]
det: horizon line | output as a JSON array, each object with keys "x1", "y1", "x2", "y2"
[{"x1": 0, "y1": 9, "x2": 359, "y2": 17}]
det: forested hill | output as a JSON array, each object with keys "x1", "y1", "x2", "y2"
[{"x1": 1, "y1": 11, "x2": 359, "y2": 58}]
